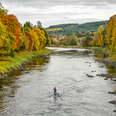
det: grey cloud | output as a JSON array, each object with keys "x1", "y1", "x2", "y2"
[
  {"x1": 3, "y1": 0, "x2": 116, "y2": 8},
  {"x1": 2, "y1": 0, "x2": 116, "y2": 27}
]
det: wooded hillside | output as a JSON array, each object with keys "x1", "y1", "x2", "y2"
[{"x1": 47, "y1": 21, "x2": 108, "y2": 35}]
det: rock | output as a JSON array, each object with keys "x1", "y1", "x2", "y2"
[
  {"x1": 108, "y1": 91, "x2": 116, "y2": 95},
  {"x1": 96, "y1": 73, "x2": 115, "y2": 79},
  {"x1": 112, "y1": 78, "x2": 116, "y2": 81},
  {"x1": 113, "y1": 110, "x2": 116, "y2": 112},
  {"x1": 85, "y1": 61, "x2": 90, "y2": 63},
  {"x1": 8, "y1": 69, "x2": 13, "y2": 72},
  {"x1": 86, "y1": 74, "x2": 94, "y2": 78},
  {"x1": 104, "y1": 77, "x2": 108, "y2": 80},
  {"x1": 109, "y1": 100, "x2": 116, "y2": 104},
  {"x1": 3, "y1": 73, "x2": 8, "y2": 78},
  {"x1": 24, "y1": 71, "x2": 30, "y2": 74},
  {"x1": 99, "y1": 65, "x2": 104, "y2": 68},
  {"x1": 96, "y1": 74, "x2": 108, "y2": 77},
  {"x1": 91, "y1": 70, "x2": 96, "y2": 72},
  {"x1": 8, "y1": 95, "x2": 15, "y2": 97},
  {"x1": 0, "y1": 85, "x2": 3, "y2": 88},
  {"x1": 0, "y1": 74, "x2": 2, "y2": 77}
]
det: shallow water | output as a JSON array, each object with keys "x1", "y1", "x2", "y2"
[{"x1": 0, "y1": 47, "x2": 116, "y2": 116}]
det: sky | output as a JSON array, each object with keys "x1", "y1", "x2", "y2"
[{"x1": 2, "y1": 0, "x2": 116, "y2": 27}]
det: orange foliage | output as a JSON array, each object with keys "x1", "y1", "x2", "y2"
[
  {"x1": 0, "y1": 14, "x2": 22, "y2": 50},
  {"x1": 0, "y1": 8, "x2": 51, "y2": 56}
]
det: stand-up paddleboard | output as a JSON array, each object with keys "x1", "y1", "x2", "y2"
[
  {"x1": 53, "y1": 94, "x2": 56, "y2": 98},
  {"x1": 53, "y1": 93, "x2": 61, "y2": 98}
]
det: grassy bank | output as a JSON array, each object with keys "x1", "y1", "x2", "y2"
[
  {"x1": 90, "y1": 47, "x2": 116, "y2": 62},
  {"x1": 0, "y1": 48, "x2": 51, "y2": 74}
]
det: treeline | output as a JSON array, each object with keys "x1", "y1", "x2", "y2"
[
  {"x1": 0, "y1": 8, "x2": 51, "y2": 56},
  {"x1": 47, "y1": 21, "x2": 107, "y2": 35},
  {"x1": 49, "y1": 34, "x2": 81, "y2": 47},
  {"x1": 83, "y1": 15, "x2": 116, "y2": 51},
  {"x1": 50, "y1": 14, "x2": 116, "y2": 52},
  {"x1": 49, "y1": 31, "x2": 94, "y2": 47}
]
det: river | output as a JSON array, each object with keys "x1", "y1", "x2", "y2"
[{"x1": 0, "y1": 47, "x2": 116, "y2": 116}]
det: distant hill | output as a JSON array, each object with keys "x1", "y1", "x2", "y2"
[{"x1": 46, "y1": 21, "x2": 108, "y2": 35}]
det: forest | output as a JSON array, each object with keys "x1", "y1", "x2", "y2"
[
  {"x1": 47, "y1": 21, "x2": 107, "y2": 35},
  {"x1": 49, "y1": 15, "x2": 116, "y2": 62},
  {"x1": 49, "y1": 15, "x2": 116, "y2": 49},
  {"x1": 0, "y1": 8, "x2": 51, "y2": 57}
]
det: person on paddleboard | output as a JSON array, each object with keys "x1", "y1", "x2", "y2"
[
  {"x1": 53, "y1": 87, "x2": 57, "y2": 100},
  {"x1": 53, "y1": 87, "x2": 57, "y2": 95}
]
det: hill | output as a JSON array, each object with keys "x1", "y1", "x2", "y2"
[{"x1": 46, "y1": 21, "x2": 108, "y2": 35}]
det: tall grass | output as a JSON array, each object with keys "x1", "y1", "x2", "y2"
[{"x1": 0, "y1": 48, "x2": 51, "y2": 73}]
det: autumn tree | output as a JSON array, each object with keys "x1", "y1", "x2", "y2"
[
  {"x1": 105, "y1": 15, "x2": 116, "y2": 50},
  {"x1": 0, "y1": 14, "x2": 22, "y2": 51},
  {"x1": 37, "y1": 21, "x2": 42, "y2": 28},
  {"x1": 0, "y1": 21, "x2": 15, "y2": 56},
  {"x1": 0, "y1": 8, "x2": 51, "y2": 56}
]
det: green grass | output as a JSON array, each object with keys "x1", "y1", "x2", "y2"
[
  {"x1": 0, "y1": 48, "x2": 51, "y2": 74},
  {"x1": 89, "y1": 47, "x2": 103, "y2": 51},
  {"x1": 89, "y1": 47, "x2": 116, "y2": 62},
  {"x1": 108, "y1": 53, "x2": 116, "y2": 62}
]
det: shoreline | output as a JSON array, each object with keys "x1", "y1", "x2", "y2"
[
  {"x1": 1, "y1": 46, "x2": 115, "y2": 78},
  {"x1": 51, "y1": 46, "x2": 116, "y2": 70},
  {"x1": 91, "y1": 47, "x2": 116, "y2": 68},
  {"x1": 50, "y1": 45, "x2": 81, "y2": 48},
  {"x1": 0, "y1": 48, "x2": 51, "y2": 78}
]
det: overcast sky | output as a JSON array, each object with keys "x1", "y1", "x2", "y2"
[{"x1": 2, "y1": 0, "x2": 116, "y2": 27}]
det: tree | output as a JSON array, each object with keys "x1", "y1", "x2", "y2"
[
  {"x1": 0, "y1": 7, "x2": 51, "y2": 56},
  {"x1": 37, "y1": 21, "x2": 42, "y2": 28},
  {"x1": 97, "y1": 25, "x2": 104, "y2": 47},
  {"x1": 70, "y1": 34, "x2": 77, "y2": 46},
  {"x1": 23, "y1": 21, "x2": 33, "y2": 31},
  {"x1": 105, "y1": 15, "x2": 116, "y2": 50},
  {"x1": 90, "y1": 25, "x2": 105, "y2": 47},
  {"x1": 0, "y1": 21, "x2": 15, "y2": 56}
]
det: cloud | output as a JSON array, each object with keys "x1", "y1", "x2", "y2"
[
  {"x1": 3, "y1": 0, "x2": 116, "y2": 8},
  {"x1": 2, "y1": 0, "x2": 116, "y2": 27}
]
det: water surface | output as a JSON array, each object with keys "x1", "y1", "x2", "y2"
[{"x1": 0, "y1": 47, "x2": 116, "y2": 116}]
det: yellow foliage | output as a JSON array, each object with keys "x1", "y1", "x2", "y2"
[
  {"x1": 105, "y1": 15, "x2": 116, "y2": 50},
  {"x1": 0, "y1": 8, "x2": 51, "y2": 56},
  {"x1": 92, "y1": 26, "x2": 104, "y2": 47},
  {"x1": 0, "y1": 21, "x2": 15, "y2": 55},
  {"x1": 33, "y1": 27, "x2": 47, "y2": 49},
  {"x1": 47, "y1": 28, "x2": 62, "y2": 32}
]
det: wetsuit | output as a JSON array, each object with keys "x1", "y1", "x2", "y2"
[
  {"x1": 53, "y1": 88, "x2": 56, "y2": 99},
  {"x1": 54, "y1": 87, "x2": 57, "y2": 95}
]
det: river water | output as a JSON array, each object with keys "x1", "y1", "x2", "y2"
[{"x1": 0, "y1": 47, "x2": 116, "y2": 116}]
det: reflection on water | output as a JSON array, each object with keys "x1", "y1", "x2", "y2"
[
  {"x1": 0, "y1": 56, "x2": 49, "y2": 113},
  {"x1": 95, "y1": 53, "x2": 104, "y2": 59},
  {"x1": 106, "y1": 64, "x2": 116, "y2": 74},
  {"x1": 28, "y1": 56, "x2": 48, "y2": 66},
  {"x1": 95, "y1": 51, "x2": 116, "y2": 75},
  {"x1": 25, "y1": 56, "x2": 50, "y2": 71}
]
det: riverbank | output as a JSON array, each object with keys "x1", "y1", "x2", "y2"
[
  {"x1": 50, "y1": 45, "x2": 81, "y2": 48},
  {"x1": 89, "y1": 47, "x2": 116, "y2": 78},
  {"x1": 0, "y1": 48, "x2": 51, "y2": 78},
  {"x1": 51, "y1": 46, "x2": 116, "y2": 75},
  {"x1": 91, "y1": 47, "x2": 116, "y2": 64}
]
